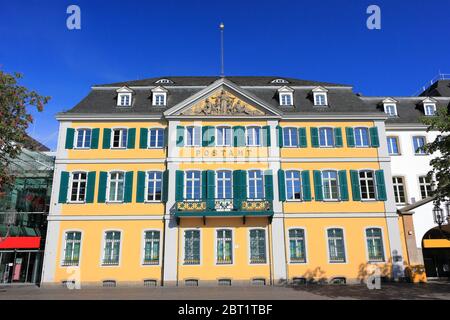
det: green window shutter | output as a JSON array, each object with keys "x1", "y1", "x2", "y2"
[
  {"x1": 313, "y1": 170, "x2": 323, "y2": 201},
  {"x1": 338, "y1": 170, "x2": 349, "y2": 201},
  {"x1": 311, "y1": 127, "x2": 319, "y2": 148},
  {"x1": 369, "y1": 127, "x2": 380, "y2": 147},
  {"x1": 301, "y1": 170, "x2": 312, "y2": 201},
  {"x1": 162, "y1": 170, "x2": 169, "y2": 202},
  {"x1": 102, "y1": 129, "x2": 111, "y2": 149},
  {"x1": 127, "y1": 128, "x2": 136, "y2": 149},
  {"x1": 233, "y1": 170, "x2": 242, "y2": 210},
  {"x1": 208, "y1": 126, "x2": 215, "y2": 146},
  {"x1": 136, "y1": 171, "x2": 146, "y2": 203},
  {"x1": 91, "y1": 129, "x2": 100, "y2": 149},
  {"x1": 176, "y1": 126, "x2": 184, "y2": 147},
  {"x1": 262, "y1": 126, "x2": 271, "y2": 147},
  {"x1": 240, "y1": 170, "x2": 247, "y2": 200},
  {"x1": 334, "y1": 128, "x2": 343, "y2": 147},
  {"x1": 233, "y1": 126, "x2": 245, "y2": 147},
  {"x1": 124, "y1": 171, "x2": 134, "y2": 203},
  {"x1": 202, "y1": 126, "x2": 209, "y2": 147},
  {"x1": 278, "y1": 170, "x2": 286, "y2": 202},
  {"x1": 264, "y1": 170, "x2": 274, "y2": 200},
  {"x1": 163, "y1": 127, "x2": 168, "y2": 147},
  {"x1": 97, "y1": 172, "x2": 108, "y2": 203},
  {"x1": 86, "y1": 172, "x2": 96, "y2": 203},
  {"x1": 58, "y1": 171, "x2": 70, "y2": 203},
  {"x1": 277, "y1": 126, "x2": 283, "y2": 147},
  {"x1": 375, "y1": 170, "x2": 387, "y2": 201},
  {"x1": 65, "y1": 128, "x2": 74, "y2": 149},
  {"x1": 346, "y1": 127, "x2": 355, "y2": 147},
  {"x1": 298, "y1": 128, "x2": 307, "y2": 148},
  {"x1": 139, "y1": 128, "x2": 148, "y2": 149},
  {"x1": 207, "y1": 170, "x2": 215, "y2": 209},
  {"x1": 201, "y1": 171, "x2": 207, "y2": 200},
  {"x1": 350, "y1": 170, "x2": 361, "y2": 201},
  {"x1": 175, "y1": 171, "x2": 184, "y2": 201}
]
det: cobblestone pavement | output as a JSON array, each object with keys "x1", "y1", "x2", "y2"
[{"x1": 0, "y1": 282, "x2": 449, "y2": 300}]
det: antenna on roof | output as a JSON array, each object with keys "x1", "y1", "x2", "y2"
[{"x1": 219, "y1": 22, "x2": 225, "y2": 77}]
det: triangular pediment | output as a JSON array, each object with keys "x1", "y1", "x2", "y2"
[{"x1": 164, "y1": 78, "x2": 282, "y2": 117}]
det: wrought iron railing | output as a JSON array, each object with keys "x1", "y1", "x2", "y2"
[
  {"x1": 102, "y1": 259, "x2": 119, "y2": 266},
  {"x1": 175, "y1": 199, "x2": 272, "y2": 213},
  {"x1": 62, "y1": 260, "x2": 79, "y2": 266},
  {"x1": 250, "y1": 257, "x2": 267, "y2": 264}
]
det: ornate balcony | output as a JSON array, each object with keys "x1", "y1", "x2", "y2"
[{"x1": 174, "y1": 198, "x2": 273, "y2": 219}]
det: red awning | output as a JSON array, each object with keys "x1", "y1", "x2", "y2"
[{"x1": 0, "y1": 237, "x2": 41, "y2": 249}]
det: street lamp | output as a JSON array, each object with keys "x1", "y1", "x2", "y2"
[{"x1": 433, "y1": 204, "x2": 445, "y2": 226}]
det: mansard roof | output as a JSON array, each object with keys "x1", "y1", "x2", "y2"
[{"x1": 58, "y1": 76, "x2": 450, "y2": 124}]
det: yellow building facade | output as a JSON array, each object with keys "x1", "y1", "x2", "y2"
[{"x1": 41, "y1": 77, "x2": 409, "y2": 286}]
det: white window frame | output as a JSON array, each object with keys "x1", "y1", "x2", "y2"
[
  {"x1": 61, "y1": 230, "x2": 83, "y2": 266},
  {"x1": 153, "y1": 93, "x2": 166, "y2": 106},
  {"x1": 111, "y1": 128, "x2": 128, "y2": 149},
  {"x1": 246, "y1": 126, "x2": 261, "y2": 147},
  {"x1": 183, "y1": 229, "x2": 202, "y2": 265},
  {"x1": 248, "y1": 228, "x2": 268, "y2": 265},
  {"x1": 145, "y1": 171, "x2": 163, "y2": 202},
  {"x1": 359, "y1": 170, "x2": 377, "y2": 201},
  {"x1": 354, "y1": 127, "x2": 370, "y2": 148},
  {"x1": 387, "y1": 136, "x2": 400, "y2": 155},
  {"x1": 418, "y1": 176, "x2": 432, "y2": 199},
  {"x1": 247, "y1": 170, "x2": 264, "y2": 200},
  {"x1": 326, "y1": 227, "x2": 347, "y2": 264},
  {"x1": 318, "y1": 127, "x2": 335, "y2": 148},
  {"x1": 285, "y1": 170, "x2": 302, "y2": 201},
  {"x1": 322, "y1": 170, "x2": 340, "y2": 201},
  {"x1": 147, "y1": 128, "x2": 164, "y2": 148},
  {"x1": 413, "y1": 136, "x2": 427, "y2": 155},
  {"x1": 184, "y1": 170, "x2": 201, "y2": 201},
  {"x1": 74, "y1": 128, "x2": 92, "y2": 149},
  {"x1": 279, "y1": 93, "x2": 293, "y2": 106},
  {"x1": 69, "y1": 171, "x2": 87, "y2": 203},
  {"x1": 271, "y1": 78, "x2": 289, "y2": 84},
  {"x1": 216, "y1": 170, "x2": 233, "y2": 199},
  {"x1": 364, "y1": 227, "x2": 386, "y2": 263},
  {"x1": 101, "y1": 230, "x2": 122, "y2": 266},
  {"x1": 117, "y1": 93, "x2": 132, "y2": 107},
  {"x1": 287, "y1": 227, "x2": 307, "y2": 264},
  {"x1": 313, "y1": 93, "x2": 328, "y2": 106},
  {"x1": 383, "y1": 104, "x2": 397, "y2": 117},
  {"x1": 392, "y1": 176, "x2": 406, "y2": 204},
  {"x1": 282, "y1": 127, "x2": 298, "y2": 148},
  {"x1": 424, "y1": 103, "x2": 436, "y2": 116},
  {"x1": 141, "y1": 229, "x2": 161, "y2": 265},
  {"x1": 215, "y1": 228, "x2": 234, "y2": 265},
  {"x1": 215, "y1": 126, "x2": 232, "y2": 147},
  {"x1": 107, "y1": 171, "x2": 125, "y2": 203},
  {"x1": 155, "y1": 79, "x2": 173, "y2": 84},
  {"x1": 185, "y1": 126, "x2": 201, "y2": 147}
]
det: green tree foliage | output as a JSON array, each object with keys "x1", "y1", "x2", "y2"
[
  {"x1": 421, "y1": 106, "x2": 450, "y2": 203},
  {"x1": 0, "y1": 70, "x2": 50, "y2": 189}
]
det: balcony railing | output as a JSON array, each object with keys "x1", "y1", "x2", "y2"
[
  {"x1": 175, "y1": 198, "x2": 273, "y2": 217},
  {"x1": 62, "y1": 260, "x2": 79, "y2": 266}
]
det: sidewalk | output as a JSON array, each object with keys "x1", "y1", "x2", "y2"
[{"x1": 0, "y1": 283, "x2": 449, "y2": 300}]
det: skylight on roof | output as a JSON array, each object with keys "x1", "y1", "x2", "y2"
[
  {"x1": 271, "y1": 78, "x2": 289, "y2": 84},
  {"x1": 155, "y1": 79, "x2": 173, "y2": 84}
]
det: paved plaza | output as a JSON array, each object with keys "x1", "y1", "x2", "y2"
[{"x1": 0, "y1": 282, "x2": 449, "y2": 300}]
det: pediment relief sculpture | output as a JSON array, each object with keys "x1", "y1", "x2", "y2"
[{"x1": 181, "y1": 90, "x2": 265, "y2": 116}]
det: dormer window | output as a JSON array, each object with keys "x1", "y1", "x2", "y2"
[
  {"x1": 151, "y1": 86, "x2": 168, "y2": 106},
  {"x1": 116, "y1": 86, "x2": 134, "y2": 107},
  {"x1": 271, "y1": 78, "x2": 289, "y2": 84},
  {"x1": 382, "y1": 98, "x2": 398, "y2": 117},
  {"x1": 312, "y1": 86, "x2": 328, "y2": 106},
  {"x1": 278, "y1": 86, "x2": 294, "y2": 106},
  {"x1": 155, "y1": 79, "x2": 174, "y2": 84},
  {"x1": 422, "y1": 97, "x2": 437, "y2": 116}
]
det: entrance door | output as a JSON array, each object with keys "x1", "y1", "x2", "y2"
[
  {"x1": 423, "y1": 248, "x2": 450, "y2": 279},
  {"x1": 0, "y1": 251, "x2": 41, "y2": 284}
]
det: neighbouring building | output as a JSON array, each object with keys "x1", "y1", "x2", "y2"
[
  {"x1": 361, "y1": 78, "x2": 450, "y2": 280},
  {"x1": 0, "y1": 136, "x2": 54, "y2": 284},
  {"x1": 41, "y1": 76, "x2": 423, "y2": 287}
]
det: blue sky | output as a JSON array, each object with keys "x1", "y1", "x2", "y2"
[{"x1": 1, "y1": 0, "x2": 449, "y2": 150}]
